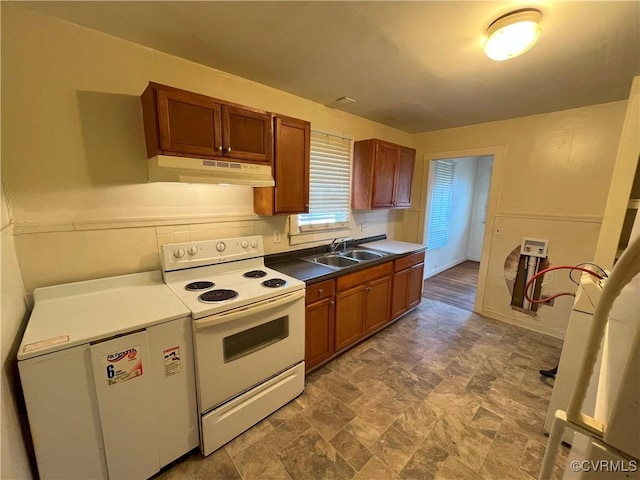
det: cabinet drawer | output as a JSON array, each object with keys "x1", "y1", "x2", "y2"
[
  {"x1": 337, "y1": 262, "x2": 393, "y2": 291},
  {"x1": 305, "y1": 279, "x2": 335, "y2": 305},
  {"x1": 395, "y1": 251, "x2": 425, "y2": 272}
]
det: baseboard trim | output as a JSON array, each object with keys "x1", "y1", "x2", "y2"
[
  {"x1": 480, "y1": 306, "x2": 565, "y2": 340},
  {"x1": 423, "y1": 257, "x2": 472, "y2": 280}
]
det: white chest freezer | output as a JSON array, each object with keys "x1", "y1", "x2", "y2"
[{"x1": 17, "y1": 271, "x2": 198, "y2": 479}]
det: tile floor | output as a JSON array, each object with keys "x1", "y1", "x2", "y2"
[{"x1": 157, "y1": 299, "x2": 570, "y2": 480}]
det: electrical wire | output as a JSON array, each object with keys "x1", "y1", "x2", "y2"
[
  {"x1": 569, "y1": 262, "x2": 608, "y2": 285},
  {"x1": 524, "y1": 265, "x2": 604, "y2": 304}
]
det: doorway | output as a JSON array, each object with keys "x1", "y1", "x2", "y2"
[{"x1": 418, "y1": 148, "x2": 501, "y2": 313}]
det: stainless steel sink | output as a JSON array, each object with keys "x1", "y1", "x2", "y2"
[
  {"x1": 341, "y1": 249, "x2": 384, "y2": 261},
  {"x1": 303, "y1": 254, "x2": 359, "y2": 269},
  {"x1": 301, "y1": 248, "x2": 387, "y2": 270}
]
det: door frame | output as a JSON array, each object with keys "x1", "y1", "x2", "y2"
[{"x1": 417, "y1": 145, "x2": 505, "y2": 314}]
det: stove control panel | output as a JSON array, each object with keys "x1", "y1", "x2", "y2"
[{"x1": 161, "y1": 236, "x2": 264, "y2": 272}]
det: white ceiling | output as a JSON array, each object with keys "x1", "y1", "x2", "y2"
[{"x1": 21, "y1": 1, "x2": 640, "y2": 133}]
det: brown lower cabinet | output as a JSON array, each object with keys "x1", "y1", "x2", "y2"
[
  {"x1": 304, "y1": 279, "x2": 335, "y2": 371},
  {"x1": 390, "y1": 251, "x2": 425, "y2": 319},
  {"x1": 304, "y1": 251, "x2": 424, "y2": 373},
  {"x1": 335, "y1": 262, "x2": 392, "y2": 352}
]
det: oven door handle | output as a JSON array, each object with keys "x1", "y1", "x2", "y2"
[{"x1": 193, "y1": 289, "x2": 305, "y2": 330}]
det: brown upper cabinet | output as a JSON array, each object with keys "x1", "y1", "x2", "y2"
[
  {"x1": 254, "y1": 115, "x2": 310, "y2": 215},
  {"x1": 141, "y1": 82, "x2": 272, "y2": 165},
  {"x1": 352, "y1": 139, "x2": 416, "y2": 210}
]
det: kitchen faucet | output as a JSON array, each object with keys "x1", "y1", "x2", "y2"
[
  {"x1": 329, "y1": 238, "x2": 341, "y2": 254},
  {"x1": 330, "y1": 237, "x2": 352, "y2": 254}
]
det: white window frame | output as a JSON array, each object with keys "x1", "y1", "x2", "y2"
[
  {"x1": 426, "y1": 160, "x2": 455, "y2": 250},
  {"x1": 289, "y1": 130, "x2": 353, "y2": 242}
]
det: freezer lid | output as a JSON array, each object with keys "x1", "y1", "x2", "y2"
[{"x1": 18, "y1": 271, "x2": 190, "y2": 360}]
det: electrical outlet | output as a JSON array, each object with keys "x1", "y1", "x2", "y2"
[
  {"x1": 273, "y1": 231, "x2": 281, "y2": 243},
  {"x1": 361, "y1": 223, "x2": 369, "y2": 232}
]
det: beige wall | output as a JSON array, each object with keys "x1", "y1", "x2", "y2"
[
  {"x1": 1, "y1": 192, "x2": 33, "y2": 479},
  {"x1": 1, "y1": 5, "x2": 411, "y2": 292},
  {"x1": 410, "y1": 101, "x2": 628, "y2": 337}
]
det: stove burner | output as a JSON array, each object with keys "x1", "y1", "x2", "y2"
[
  {"x1": 198, "y1": 289, "x2": 239, "y2": 303},
  {"x1": 243, "y1": 270, "x2": 267, "y2": 279},
  {"x1": 185, "y1": 281, "x2": 214, "y2": 291},
  {"x1": 262, "y1": 278, "x2": 287, "y2": 288}
]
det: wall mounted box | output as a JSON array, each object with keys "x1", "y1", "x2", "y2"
[{"x1": 520, "y1": 237, "x2": 549, "y2": 258}]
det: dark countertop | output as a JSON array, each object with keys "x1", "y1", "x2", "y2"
[{"x1": 265, "y1": 235, "x2": 426, "y2": 285}]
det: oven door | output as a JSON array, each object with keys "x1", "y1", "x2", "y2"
[{"x1": 193, "y1": 289, "x2": 305, "y2": 413}]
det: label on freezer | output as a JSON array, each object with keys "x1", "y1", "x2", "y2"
[
  {"x1": 103, "y1": 345, "x2": 143, "y2": 386},
  {"x1": 163, "y1": 346, "x2": 181, "y2": 377},
  {"x1": 23, "y1": 335, "x2": 70, "y2": 353}
]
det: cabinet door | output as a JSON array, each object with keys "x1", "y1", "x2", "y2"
[
  {"x1": 371, "y1": 141, "x2": 398, "y2": 208},
  {"x1": 156, "y1": 88, "x2": 222, "y2": 157},
  {"x1": 364, "y1": 276, "x2": 392, "y2": 333},
  {"x1": 222, "y1": 105, "x2": 272, "y2": 164},
  {"x1": 390, "y1": 269, "x2": 410, "y2": 319},
  {"x1": 274, "y1": 116, "x2": 310, "y2": 213},
  {"x1": 305, "y1": 297, "x2": 335, "y2": 371},
  {"x1": 408, "y1": 263, "x2": 425, "y2": 309},
  {"x1": 335, "y1": 286, "x2": 365, "y2": 351},
  {"x1": 394, "y1": 147, "x2": 415, "y2": 207}
]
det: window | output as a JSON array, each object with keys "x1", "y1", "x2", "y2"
[
  {"x1": 296, "y1": 131, "x2": 352, "y2": 231},
  {"x1": 427, "y1": 160, "x2": 455, "y2": 250}
]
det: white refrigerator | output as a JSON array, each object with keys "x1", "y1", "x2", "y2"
[{"x1": 541, "y1": 234, "x2": 640, "y2": 479}]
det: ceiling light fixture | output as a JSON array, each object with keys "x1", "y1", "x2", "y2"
[{"x1": 484, "y1": 8, "x2": 542, "y2": 61}]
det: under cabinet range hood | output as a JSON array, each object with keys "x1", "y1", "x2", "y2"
[{"x1": 147, "y1": 155, "x2": 275, "y2": 187}]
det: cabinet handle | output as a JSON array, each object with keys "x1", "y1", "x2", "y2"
[
  {"x1": 330, "y1": 300, "x2": 335, "y2": 306},
  {"x1": 226, "y1": 146, "x2": 232, "y2": 153},
  {"x1": 318, "y1": 289, "x2": 324, "y2": 295},
  {"x1": 217, "y1": 146, "x2": 223, "y2": 151}
]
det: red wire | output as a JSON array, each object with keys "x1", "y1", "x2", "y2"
[{"x1": 524, "y1": 265, "x2": 603, "y2": 304}]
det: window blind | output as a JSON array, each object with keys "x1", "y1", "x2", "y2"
[
  {"x1": 483, "y1": 189, "x2": 490, "y2": 224},
  {"x1": 482, "y1": 167, "x2": 493, "y2": 224},
  {"x1": 427, "y1": 160, "x2": 455, "y2": 250},
  {"x1": 297, "y1": 131, "x2": 352, "y2": 229}
]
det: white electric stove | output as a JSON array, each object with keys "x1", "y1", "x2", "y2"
[{"x1": 160, "y1": 235, "x2": 306, "y2": 456}]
